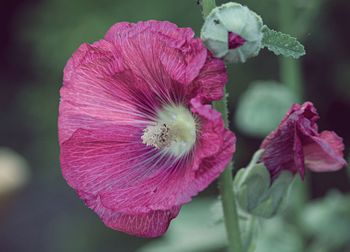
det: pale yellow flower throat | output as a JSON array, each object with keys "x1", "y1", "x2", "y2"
[{"x1": 141, "y1": 105, "x2": 197, "y2": 157}]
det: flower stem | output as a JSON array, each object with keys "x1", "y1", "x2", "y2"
[
  {"x1": 278, "y1": 0, "x2": 303, "y2": 101},
  {"x1": 200, "y1": 2, "x2": 243, "y2": 251},
  {"x1": 214, "y1": 92, "x2": 243, "y2": 252},
  {"x1": 199, "y1": 0, "x2": 216, "y2": 18}
]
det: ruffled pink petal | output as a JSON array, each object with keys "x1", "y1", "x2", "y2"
[
  {"x1": 59, "y1": 40, "x2": 163, "y2": 144},
  {"x1": 160, "y1": 37, "x2": 207, "y2": 85},
  {"x1": 61, "y1": 126, "x2": 187, "y2": 213},
  {"x1": 60, "y1": 106, "x2": 234, "y2": 237},
  {"x1": 105, "y1": 20, "x2": 194, "y2": 47},
  {"x1": 60, "y1": 126, "x2": 152, "y2": 196},
  {"x1": 104, "y1": 20, "x2": 207, "y2": 85},
  {"x1": 190, "y1": 55, "x2": 227, "y2": 103},
  {"x1": 304, "y1": 131, "x2": 347, "y2": 172},
  {"x1": 61, "y1": 112, "x2": 234, "y2": 212},
  {"x1": 78, "y1": 191, "x2": 180, "y2": 238},
  {"x1": 60, "y1": 99, "x2": 235, "y2": 206},
  {"x1": 190, "y1": 98, "x2": 236, "y2": 188},
  {"x1": 99, "y1": 98, "x2": 236, "y2": 210}
]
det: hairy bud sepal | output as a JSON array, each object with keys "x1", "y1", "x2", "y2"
[{"x1": 234, "y1": 150, "x2": 294, "y2": 218}]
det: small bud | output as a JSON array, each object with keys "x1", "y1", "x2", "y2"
[
  {"x1": 201, "y1": 2, "x2": 263, "y2": 63},
  {"x1": 234, "y1": 150, "x2": 294, "y2": 218}
]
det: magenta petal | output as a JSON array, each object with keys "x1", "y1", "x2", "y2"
[
  {"x1": 190, "y1": 98, "x2": 236, "y2": 187},
  {"x1": 228, "y1": 32, "x2": 246, "y2": 49},
  {"x1": 261, "y1": 123, "x2": 301, "y2": 179},
  {"x1": 60, "y1": 117, "x2": 234, "y2": 222},
  {"x1": 261, "y1": 102, "x2": 346, "y2": 179},
  {"x1": 191, "y1": 55, "x2": 227, "y2": 103},
  {"x1": 105, "y1": 20, "x2": 207, "y2": 85},
  {"x1": 160, "y1": 37, "x2": 207, "y2": 84},
  {"x1": 79, "y1": 191, "x2": 180, "y2": 238},
  {"x1": 304, "y1": 131, "x2": 347, "y2": 172},
  {"x1": 293, "y1": 129, "x2": 305, "y2": 179},
  {"x1": 98, "y1": 98, "x2": 236, "y2": 211},
  {"x1": 61, "y1": 126, "x2": 146, "y2": 194},
  {"x1": 61, "y1": 126, "x2": 180, "y2": 212},
  {"x1": 59, "y1": 40, "x2": 133, "y2": 144}
]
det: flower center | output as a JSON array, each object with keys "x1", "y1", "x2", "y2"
[{"x1": 141, "y1": 105, "x2": 197, "y2": 157}]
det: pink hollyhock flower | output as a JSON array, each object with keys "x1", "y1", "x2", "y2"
[
  {"x1": 58, "y1": 20, "x2": 235, "y2": 237},
  {"x1": 261, "y1": 102, "x2": 346, "y2": 179}
]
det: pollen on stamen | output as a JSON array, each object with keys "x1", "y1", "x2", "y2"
[
  {"x1": 141, "y1": 123, "x2": 174, "y2": 149},
  {"x1": 141, "y1": 105, "x2": 197, "y2": 157}
]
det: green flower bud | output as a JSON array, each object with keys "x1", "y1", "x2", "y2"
[
  {"x1": 234, "y1": 150, "x2": 294, "y2": 218},
  {"x1": 201, "y1": 2, "x2": 263, "y2": 63}
]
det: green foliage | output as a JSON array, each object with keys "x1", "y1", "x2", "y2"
[
  {"x1": 261, "y1": 26, "x2": 305, "y2": 58},
  {"x1": 235, "y1": 81, "x2": 298, "y2": 138},
  {"x1": 210, "y1": 200, "x2": 261, "y2": 252},
  {"x1": 234, "y1": 163, "x2": 271, "y2": 213},
  {"x1": 254, "y1": 217, "x2": 304, "y2": 252},
  {"x1": 137, "y1": 198, "x2": 227, "y2": 252},
  {"x1": 253, "y1": 191, "x2": 350, "y2": 252},
  {"x1": 251, "y1": 171, "x2": 293, "y2": 218},
  {"x1": 301, "y1": 192, "x2": 350, "y2": 251},
  {"x1": 234, "y1": 150, "x2": 295, "y2": 219},
  {"x1": 295, "y1": 0, "x2": 325, "y2": 38},
  {"x1": 138, "y1": 198, "x2": 262, "y2": 252},
  {"x1": 161, "y1": 192, "x2": 350, "y2": 252},
  {"x1": 199, "y1": 0, "x2": 216, "y2": 18},
  {"x1": 239, "y1": 212, "x2": 260, "y2": 252}
]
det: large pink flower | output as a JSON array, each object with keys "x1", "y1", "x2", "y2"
[
  {"x1": 261, "y1": 102, "x2": 346, "y2": 179},
  {"x1": 58, "y1": 21, "x2": 235, "y2": 237}
]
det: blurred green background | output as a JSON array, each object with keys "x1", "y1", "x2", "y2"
[{"x1": 0, "y1": 0, "x2": 349, "y2": 251}]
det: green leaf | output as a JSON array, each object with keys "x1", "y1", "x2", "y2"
[{"x1": 261, "y1": 26, "x2": 305, "y2": 58}]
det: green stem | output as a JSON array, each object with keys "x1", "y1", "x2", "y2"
[
  {"x1": 214, "y1": 92, "x2": 243, "y2": 252},
  {"x1": 200, "y1": 2, "x2": 243, "y2": 251},
  {"x1": 200, "y1": 0, "x2": 216, "y2": 18},
  {"x1": 280, "y1": 57, "x2": 303, "y2": 101},
  {"x1": 279, "y1": 0, "x2": 303, "y2": 101}
]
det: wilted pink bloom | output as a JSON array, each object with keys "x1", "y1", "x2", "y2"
[
  {"x1": 58, "y1": 21, "x2": 235, "y2": 237},
  {"x1": 261, "y1": 102, "x2": 346, "y2": 179}
]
